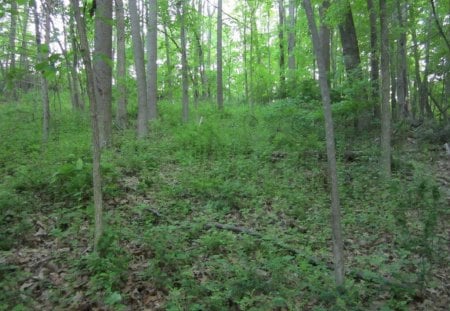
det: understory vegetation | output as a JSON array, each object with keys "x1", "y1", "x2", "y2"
[{"x1": 0, "y1": 93, "x2": 449, "y2": 310}]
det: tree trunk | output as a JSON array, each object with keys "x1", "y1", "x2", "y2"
[
  {"x1": 179, "y1": 0, "x2": 189, "y2": 122},
  {"x1": 302, "y1": 0, "x2": 345, "y2": 288},
  {"x1": 278, "y1": 0, "x2": 286, "y2": 98},
  {"x1": 33, "y1": 0, "x2": 50, "y2": 143},
  {"x1": 288, "y1": 0, "x2": 296, "y2": 72},
  {"x1": 319, "y1": 1, "x2": 330, "y2": 76},
  {"x1": 380, "y1": 0, "x2": 391, "y2": 178},
  {"x1": 396, "y1": 0, "x2": 409, "y2": 119},
  {"x1": 9, "y1": 0, "x2": 18, "y2": 97},
  {"x1": 217, "y1": 0, "x2": 224, "y2": 110},
  {"x1": 19, "y1": 2, "x2": 30, "y2": 91},
  {"x1": 163, "y1": 22, "x2": 173, "y2": 101},
  {"x1": 94, "y1": 0, "x2": 113, "y2": 147},
  {"x1": 69, "y1": 13, "x2": 85, "y2": 110},
  {"x1": 429, "y1": 0, "x2": 450, "y2": 54},
  {"x1": 367, "y1": 0, "x2": 379, "y2": 117},
  {"x1": 70, "y1": 0, "x2": 103, "y2": 252},
  {"x1": 129, "y1": 0, "x2": 148, "y2": 137},
  {"x1": 338, "y1": 1, "x2": 361, "y2": 76},
  {"x1": 146, "y1": 0, "x2": 158, "y2": 120},
  {"x1": 116, "y1": 0, "x2": 127, "y2": 128}
]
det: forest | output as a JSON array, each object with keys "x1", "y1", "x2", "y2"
[{"x1": 0, "y1": 0, "x2": 449, "y2": 309}]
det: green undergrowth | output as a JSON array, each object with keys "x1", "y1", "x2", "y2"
[{"x1": 0, "y1": 97, "x2": 448, "y2": 310}]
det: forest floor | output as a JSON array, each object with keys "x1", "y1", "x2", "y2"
[{"x1": 1, "y1": 97, "x2": 449, "y2": 310}]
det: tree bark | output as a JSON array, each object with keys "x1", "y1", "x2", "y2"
[
  {"x1": 338, "y1": 1, "x2": 361, "y2": 76},
  {"x1": 178, "y1": 0, "x2": 189, "y2": 122},
  {"x1": 288, "y1": 0, "x2": 296, "y2": 72},
  {"x1": 163, "y1": 22, "x2": 173, "y2": 101},
  {"x1": 367, "y1": 0, "x2": 379, "y2": 117},
  {"x1": 94, "y1": 0, "x2": 113, "y2": 147},
  {"x1": 380, "y1": 0, "x2": 391, "y2": 178},
  {"x1": 33, "y1": 0, "x2": 50, "y2": 143},
  {"x1": 319, "y1": 1, "x2": 330, "y2": 76},
  {"x1": 129, "y1": 0, "x2": 149, "y2": 137},
  {"x1": 70, "y1": 0, "x2": 103, "y2": 252},
  {"x1": 69, "y1": 13, "x2": 85, "y2": 110},
  {"x1": 9, "y1": 0, "x2": 17, "y2": 69},
  {"x1": 115, "y1": 0, "x2": 127, "y2": 128},
  {"x1": 302, "y1": 0, "x2": 345, "y2": 288},
  {"x1": 278, "y1": 0, "x2": 286, "y2": 98},
  {"x1": 146, "y1": 0, "x2": 158, "y2": 120},
  {"x1": 396, "y1": 0, "x2": 409, "y2": 118},
  {"x1": 217, "y1": 0, "x2": 224, "y2": 110}
]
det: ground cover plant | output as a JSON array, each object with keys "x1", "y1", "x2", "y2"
[{"x1": 1, "y1": 95, "x2": 449, "y2": 310}]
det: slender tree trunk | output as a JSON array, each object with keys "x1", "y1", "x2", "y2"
[
  {"x1": 411, "y1": 26, "x2": 422, "y2": 119},
  {"x1": 146, "y1": 0, "x2": 158, "y2": 120},
  {"x1": 129, "y1": 0, "x2": 148, "y2": 137},
  {"x1": 217, "y1": 0, "x2": 224, "y2": 110},
  {"x1": 163, "y1": 22, "x2": 173, "y2": 101},
  {"x1": 338, "y1": 1, "x2": 361, "y2": 76},
  {"x1": 9, "y1": 0, "x2": 17, "y2": 74},
  {"x1": 243, "y1": 14, "x2": 249, "y2": 103},
  {"x1": 288, "y1": 0, "x2": 296, "y2": 72},
  {"x1": 319, "y1": 1, "x2": 330, "y2": 76},
  {"x1": 302, "y1": 0, "x2": 345, "y2": 288},
  {"x1": 33, "y1": 0, "x2": 50, "y2": 143},
  {"x1": 278, "y1": 0, "x2": 286, "y2": 98},
  {"x1": 19, "y1": 2, "x2": 30, "y2": 91},
  {"x1": 94, "y1": 0, "x2": 113, "y2": 147},
  {"x1": 380, "y1": 0, "x2": 391, "y2": 178},
  {"x1": 179, "y1": 0, "x2": 189, "y2": 122},
  {"x1": 367, "y1": 0, "x2": 379, "y2": 117},
  {"x1": 116, "y1": 0, "x2": 127, "y2": 128},
  {"x1": 429, "y1": 0, "x2": 450, "y2": 54},
  {"x1": 396, "y1": 0, "x2": 409, "y2": 118},
  {"x1": 70, "y1": 0, "x2": 103, "y2": 252},
  {"x1": 69, "y1": 13, "x2": 85, "y2": 110}
]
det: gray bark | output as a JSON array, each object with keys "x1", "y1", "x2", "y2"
[
  {"x1": 288, "y1": 0, "x2": 296, "y2": 72},
  {"x1": 319, "y1": 1, "x2": 330, "y2": 75},
  {"x1": 338, "y1": 1, "x2": 361, "y2": 76},
  {"x1": 94, "y1": 0, "x2": 113, "y2": 147},
  {"x1": 302, "y1": 0, "x2": 345, "y2": 288},
  {"x1": 115, "y1": 0, "x2": 127, "y2": 128},
  {"x1": 367, "y1": 0, "x2": 379, "y2": 117},
  {"x1": 9, "y1": 0, "x2": 17, "y2": 74},
  {"x1": 70, "y1": 0, "x2": 103, "y2": 252},
  {"x1": 380, "y1": 0, "x2": 391, "y2": 177},
  {"x1": 129, "y1": 0, "x2": 148, "y2": 137},
  {"x1": 179, "y1": 0, "x2": 189, "y2": 122},
  {"x1": 217, "y1": 0, "x2": 223, "y2": 110},
  {"x1": 146, "y1": 0, "x2": 158, "y2": 120},
  {"x1": 278, "y1": 0, "x2": 286, "y2": 97},
  {"x1": 396, "y1": 0, "x2": 409, "y2": 118},
  {"x1": 33, "y1": 0, "x2": 50, "y2": 143}
]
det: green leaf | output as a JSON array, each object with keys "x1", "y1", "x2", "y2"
[
  {"x1": 76, "y1": 158, "x2": 84, "y2": 170},
  {"x1": 105, "y1": 292, "x2": 122, "y2": 305}
]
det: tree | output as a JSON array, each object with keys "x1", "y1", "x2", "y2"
[
  {"x1": 278, "y1": 0, "x2": 286, "y2": 97},
  {"x1": 70, "y1": 0, "x2": 104, "y2": 251},
  {"x1": 129, "y1": 0, "x2": 148, "y2": 137},
  {"x1": 32, "y1": 0, "x2": 50, "y2": 143},
  {"x1": 380, "y1": 0, "x2": 391, "y2": 177},
  {"x1": 396, "y1": 0, "x2": 409, "y2": 118},
  {"x1": 8, "y1": 0, "x2": 17, "y2": 98},
  {"x1": 146, "y1": 0, "x2": 158, "y2": 120},
  {"x1": 94, "y1": 0, "x2": 113, "y2": 147},
  {"x1": 367, "y1": 0, "x2": 379, "y2": 117},
  {"x1": 115, "y1": 0, "x2": 127, "y2": 128},
  {"x1": 217, "y1": 0, "x2": 224, "y2": 110},
  {"x1": 178, "y1": 0, "x2": 189, "y2": 122},
  {"x1": 302, "y1": 0, "x2": 345, "y2": 288}
]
